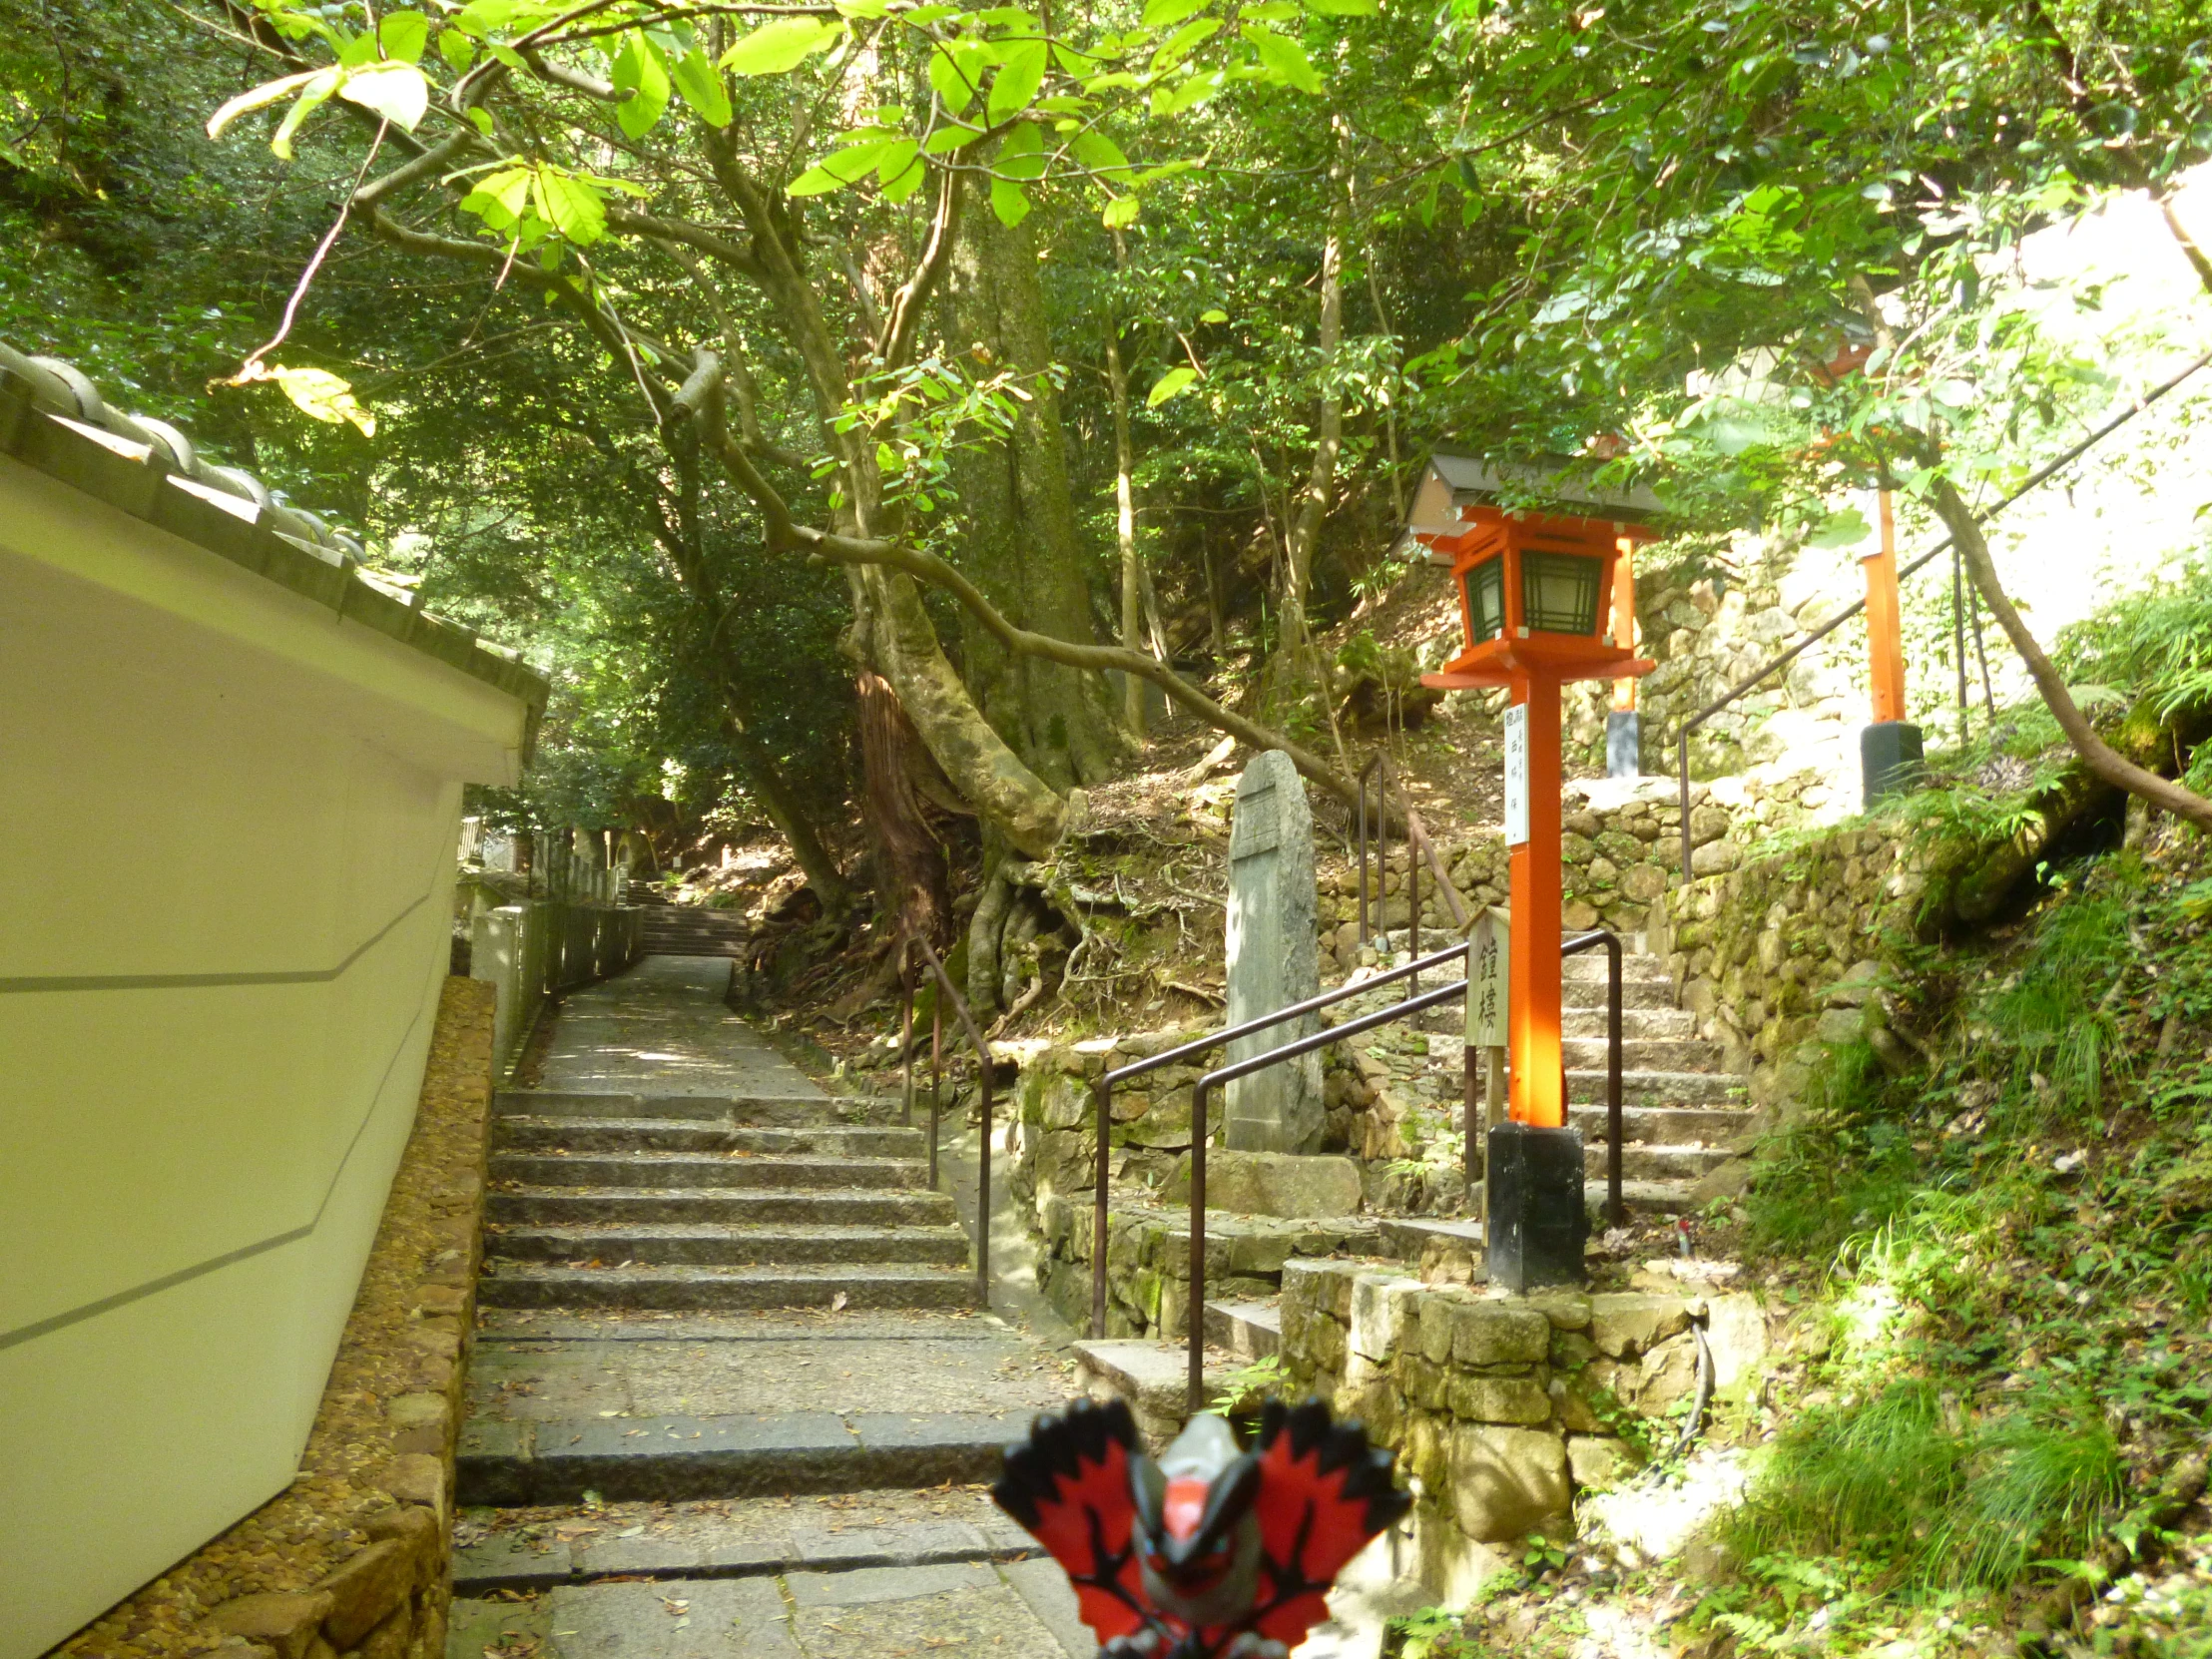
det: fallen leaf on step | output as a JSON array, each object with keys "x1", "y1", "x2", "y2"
[
  {"x1": 618, "y1": 1525, "x2": 647, "y2": 1537},
  {"x1": 830, "y1": 1292, "x2": 849, "y2": 1312}
]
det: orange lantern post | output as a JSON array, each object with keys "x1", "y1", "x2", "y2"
[
  {"x1": 1416, "y1": 491, "x2": 1658, "y2": 1290},
  {"x1": 1860, "y1": 487, "x2": 1924, "y2": 802}
]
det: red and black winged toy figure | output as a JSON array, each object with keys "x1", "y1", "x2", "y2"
[{"x1": 992, "y1": 1395, "x2": 1409, "y2": 1659}]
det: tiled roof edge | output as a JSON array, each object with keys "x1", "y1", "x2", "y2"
[{"x1": 0, "y1": 340, "x2": 550, "y2": 743}]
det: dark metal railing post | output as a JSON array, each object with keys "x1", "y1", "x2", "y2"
[
  {"x1": 1356, "y1": 758, "x2": 1376, "y2": 944},
  {"x1": 1091, "y1": 1073, "x2": 1111, "y2": 1338},
  {"x1": 928, "y1": 1002, "x2": 941, "y2": 1189},
  {"x1": 1188, "y1": 1079, "x2": 1209, "y2": 1412},
  {"x1": 1181, "y1": 974, "x2": 1470, "y2": 1412},
  {"x1": 899, "y1": 960, "x2": 915, "y2": 1129}
]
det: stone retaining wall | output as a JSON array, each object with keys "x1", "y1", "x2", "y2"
[
  {"x1": 1277, "y1": 1261, "x2": 1766, "y2": 1603},
  {"x1": 1651, "y1": 825, "x2": 1924, "y2": 1113},
  {"x1": 49, "y1": 979, "x2": 498, "y2": 1659}
]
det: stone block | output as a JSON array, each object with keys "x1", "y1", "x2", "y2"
[
  {"x1": 1567, "y1": 1435, "x2": 1633, "y2": 1490},
  {"x1": 1446, "y1": 1373, "x2": 1552, "y2": 1425},
  {"x1": 1226, "y1": 752, "x2": 1325, "y2": 1152},
  {"x1": 1448, "y1": 1302, "x2": 1550, "y2": 1368},
  {"x1": 358, "y1": 1609, "x2": 413, "y2": 1659},
  {"x1": 1399, "y1": 1355, "x2": 1446, "y2": 1410},
  {"x1": 1634, "y1": 1332, "x2": 1701, "y2": 1409},
  {"x1": 1528, "y1": 1292, "x2": 1591, "y2": 1332},
  {"x1": 1282, "y1": 1257, "x2": 1360, "y2": 1322},
  {"x1": 317, "y1": 1540, "x2": 414, "y2": 1648},
  {"x1": 1417, "y1": 1290, "x2": 1470, "y2": 1365},
  {"x1": 1588, "y1": 1294, "x2": 1690, "y2": 1359},
  {"x1": 1349, "y1": 1275, "x2": 1423, "y2": 1365},
  {"x1": 384, "y1": 1392, "x2": 449, "y2": 1431},
  {"x1": 1692, "y1": 838, "x2": 1742, "y2": 876},
  {"x1": 1702, "y1": 1292, "x2": 1769, "y2": 1393},
  {"x1": 208, "y1": 1593, "x2": 335, "y2": 1659},
  {"x1": 1445, "y1": 1424, "x2": 1572, "y2": 1542},
  {"x1": 1168, "y1": 1149, "x2": 1363, "y2": 1217},
  {"x1": 1546, "y1": 1373, "x2": 1607, "y2": 1433},
  {"x1": 382, "y1": 1453, "x2": 447, "y2": 1522}
]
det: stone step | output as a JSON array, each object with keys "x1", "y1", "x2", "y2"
[
  {"x1": 1593, "y1": 1178, "x2": 1696, "y2": 1216},
  {"x1": 489, "y1": 1187, "x2": 957, "y2": 1228},
  {"x1": 1560, "y1": 1036, "x2": 1721, "y2": 1072},
  {"x1": 1070, "y1": 1340, "x2": 1237, "y2": 1447},
  {"x1": 458, "y1": 1410, "x2": 1022, "y2": 1505},
  {"x1": 1563, "y1": 952, "x2": 1671, "y2": 984},
  {"x1": 1567, "y1": 1068, "x2": 1743, "y2": 1108},
  {"x1": 492, "y1": 1117, "x2": 926, "y2": 1158},
  {"x1": 1565, "y1": 1101, "x2": 1753, "y2": 1145},
  {"x1": 494, "y1": 1089, "x2": 903, "y2": 1125},
  {"x1": 1561, "y1": 976, "x2": 1677, "y2": 1012},
  {"x1": 451, "y1": 1500, "x2": 1042, "y2": 1594},
  {"x1": 487, "y1": 1222, "x2": 971, "y2": 1268},
  {"x1": 490, "y1": 1151, "x2": 928, "y2": 1191},
  {"x1": 1562, "y1": 1006, "x2": 1695, "y2": 1039},
  {"x1": 1200, "y1": 1300, "x2": 1280, "y2": 1362},
  {"x1": 1597, "y1": 1143, "x2": 1735, "y2": 1181},
  {"x1": 476, "y1": 1261, "x2": 979, "y2": 1313}
]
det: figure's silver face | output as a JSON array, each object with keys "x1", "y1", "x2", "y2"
[{"x1": 1138, "y1": 1511, "x2": 1264, "y2": 1630}]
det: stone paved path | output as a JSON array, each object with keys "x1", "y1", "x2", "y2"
[{"x1": 450, "y1": 955, "x2": 1088, "y2": 1658}]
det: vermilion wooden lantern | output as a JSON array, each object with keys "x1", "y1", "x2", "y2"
[{"x1": 1403, "y1": 454, "x2": 1665, "y2": 1290}]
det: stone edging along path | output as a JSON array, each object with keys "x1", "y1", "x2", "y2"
[{"x1": 49, "y1": 978, "x2": 501, "y2": 1659}]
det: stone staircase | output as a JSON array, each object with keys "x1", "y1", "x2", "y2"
[
  {"x1": 625, "y1": 880, "x2": 754, "y2": 956},
  {"x1": 481, "y1": 1087, "x2": 977, "y2": 1313}
]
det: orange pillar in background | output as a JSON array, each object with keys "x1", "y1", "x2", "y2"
[
  {"x1": 1507, "y1": 676, "x2": 1566, "y2": 1130},
  {"x1": 1863, "y1": 489, "x2": 1907, "y2": 723},
  {"x1": 1610, "y1": 535, "x2": 1638, "y2": 716}
]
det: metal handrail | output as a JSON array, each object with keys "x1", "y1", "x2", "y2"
[
  {"x1": 1170, "y1": 926, "x2": 1626, "y2": 1411},
  {"x1": 1182, "y1": 975, "x2": 1469, "y2": 1409},
  {"x1": 1562, "y1": 929, "x2": 1624, "y2": 1230},
  {"x1": 1088, "y1": 939, "x2": 1475, "y2": 1337},
  {"x1": 901, "y1": 935, "x2": 994, "y2": 1303},
  {"x1": 1672, "y1": 348, "x2": 2212, "y2": 882}
]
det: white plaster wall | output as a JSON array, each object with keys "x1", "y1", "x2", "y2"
[{"x1": 0, "y1": 459, "x2": 530, "y2": 1659}]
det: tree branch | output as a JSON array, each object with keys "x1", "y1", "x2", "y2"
[{"x1": 878, "y1": 164, "x2": 963, "y2": 370}]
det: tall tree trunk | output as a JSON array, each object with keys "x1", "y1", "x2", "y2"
[
  {"x1": 1106, "y1": 320, "x2": 1146, "y2": 735},
  {"x1": 1281, "y1": 177, "x2": 1346, "y2": 673},
  {"x1": 855, "y1": 670, "x2": 951, "y2": 944},
  {"x1": 945, "y1": 173, "x2": 1122, "y2": 790}
]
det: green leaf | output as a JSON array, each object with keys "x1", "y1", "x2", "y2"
[
  {"x1": 988, "y1": 37, "x2": 1049, "y2": 122},
  {"x1": 875, "y1": 137, "x2": 923, "y2": 200},
  {"x1": 378, "y1": 11, "x2": 429, "y2": 62},
  {"x1": 995, "y1": 121, "x2": 1046, "y2": 181},
  {"x1": 439, "y1": 30, "x2": 477, "y2": 70},
  {"x1": 721, "y1": 17, "x2": 842, "y2": 76},
  {"x1": 1101, "y1": 194, "x2": 1140, "y2": 228},
  {"x1": 1245, "y1": 25, "x2": 1321, "y2": 92},
  {"x1": 928, "y1": 42, "x2": 987, "y2": 113},
  {"x1": 341, "y1": 64, "x2": 431, "y2": 131},
  {"x1": 1808, "y1": 507, "x2": 1872, "y2": 549},
  {"x1": 532, "y1": 169, "x2": 607, "y2": 244},
  {"x1": 259, "y1": 363, "x2": 376, "y2": 435},
  {"x1": 612, "y1": 34, "x2": 671, "y2": 139},
  {"x1": 1306, "y1": 0, "x2": 1377, "y2": 13},
  {"x1": 1149, "y1": 71, "x2": 1219, "y2": 115},
  {"x1": 1151, "y1": 17, "x2": 1220, "y2": 72},
  {"x1": 990, "y1": 176, "x2": 1031, "y2": 225},
  {"x1": 787, "y1": 138, "x2": 892, "y2": 195},
  {"x1": 270, "y1": 70, "x2": 342, "y2": 157},
  {"x1": 205, "y1": 69, "x2": 325, "y2": 141},
  {"x1": 1242, "y1": 0, "x2": 1297, "y2": 16},
  {"x1": 1147, "y1": 364, "x2": 1197, "y2": 406},
  {"x1": 836, "y1": 0, "x2": 891, "y2": 14},
  {"x1": 1199, "y1": 306, "x2": 1227, "y2": 322},
  {"x1": 671, "y1": 48, "x2": 731, "y2": 126},
  {"x1": 923, "y1": 124, "x2": 981, "y2": 153},
  {"x1": 1141, "y1": 0, "x2": 1208, "y2": 24},
  {"x1": 1072, "y1": 130, "x2": 1130, "y2": 177}
]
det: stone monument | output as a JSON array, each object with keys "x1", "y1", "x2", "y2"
[{"x1": 1224, "y1": 750, "x2": 1325, "y2": 1152}]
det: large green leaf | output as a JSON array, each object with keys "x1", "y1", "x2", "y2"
[
  {"x1": 612, "y1": 34, "x2": 671, "y2": 140},
  {"x1": 532, "y1": 169, "x2": 607, "y2": 244},
  {"x1": 788, "y1": 138, "x2": 893, "y2": 196},
  {"x1": 995, "y1": 122, "x2": 1046, "y2": 181},
  {"x1": 671, "y1": 49, "x2": 732, "y2": 127},
  {"x1": 1245, "y1": 25, "x2": 1320, "y2": 93},
  {"x1": 722, "y1": 17, "x2": 842, "y2": 76},
  {"x1": 205, "y1": 69, "x2": 326, "y2": 141},
  {"x1": 990, "y1": 177, "x2": 1032, "y2": 226},
  {"x1": 928, "y1": 42, "x2": 987, "y2": 114},
  {"x1": 1148, "y1": 365, "x2": 1197, "y2": 406},
  {"x1": 988, "y1": 38, "x2": 1049, "y2": 122},
  {"x1": 378, "y1": 12, "x2": 429, "y2": 62}
]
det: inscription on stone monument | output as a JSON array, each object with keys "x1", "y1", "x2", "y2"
[{"x1": 1224, "y1": 751, "x2": 1325, "y2": 1153}]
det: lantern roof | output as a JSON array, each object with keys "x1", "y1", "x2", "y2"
[{"x1": 1391, "y1": 450, "x2": 1665, "y2": 567}]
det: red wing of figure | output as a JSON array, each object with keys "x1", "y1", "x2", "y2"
[
  {"x1": 996, "y1": 1395, "x2": 1408, "y2": 1659},
  {"x1": 1245, "y1": 1397, "x2": 1412, "y2": 1650},
  {"x1": 991, "y1": 1396, "x2": 1153, "y2": 1645}
]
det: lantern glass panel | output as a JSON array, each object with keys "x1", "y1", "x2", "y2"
[
  {"x1": 1521, "y1": 550, "x2": 1604, "y2": 635},
  {"x1": 1464, "y1": 556, "x2": 1504, "y2": 642}
]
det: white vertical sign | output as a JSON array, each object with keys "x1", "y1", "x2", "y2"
[
  {"x1": 1465, "y1": 907, "x2": 1508, "y2": 1047},
  {"x1": 1502, "y1": 702, "x2": 1529, "y2": 846}
]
